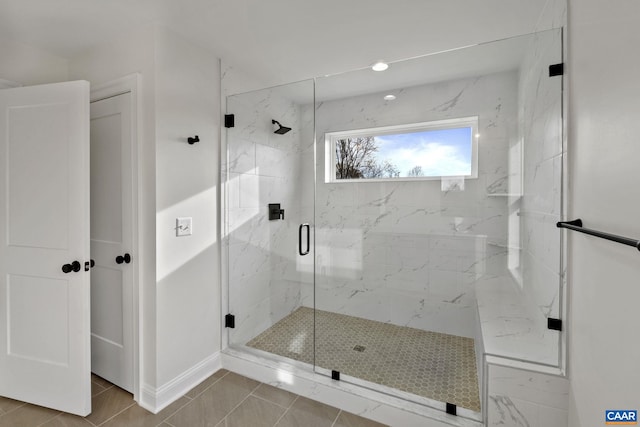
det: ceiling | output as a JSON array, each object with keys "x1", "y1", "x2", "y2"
[
  {"x1": 315, "y1": 33, "x2": 538, "y2": 102},
  {"x1": 0, "y1": 0, "x2": 556, "y2": 85}
]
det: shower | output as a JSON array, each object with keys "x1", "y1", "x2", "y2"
[
  {"x1": 272, "y1": 119, "x2": 291, "y2": 134},
  {"x1": 224, "y1": 28, "x2": 565, "y2": 424}
]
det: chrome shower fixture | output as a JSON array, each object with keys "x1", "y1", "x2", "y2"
[{"x1": 272, "y1": 119, "x2": 292, "y2": 135}]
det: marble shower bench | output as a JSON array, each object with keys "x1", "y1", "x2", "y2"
[{"x1": 474, "y1": 274, "x2": 569, "y2": 427}]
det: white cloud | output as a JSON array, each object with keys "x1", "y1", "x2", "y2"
[{"x1": 376, "y1": 138, "x2": 471, "y2": 177}]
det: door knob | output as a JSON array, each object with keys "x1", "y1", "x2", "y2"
[
  {"x1": 62, "y1": 261, "x2": 81, "y2": 273},
  {"x1": 115, "y1": 253, "x2": 131, "y2": 264}
]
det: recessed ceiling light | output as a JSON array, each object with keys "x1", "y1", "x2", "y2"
[
  {"x1": 371, "y1": 61, "x2": 389, "y2": 71},
  {"x1": 475, "y1": 133, "x2": 481, "y2": 138},
  {"x1": 384, "y1": 94, "x2": 396, "y2": 101}
]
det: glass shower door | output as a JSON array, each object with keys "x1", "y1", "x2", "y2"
[
  {"x1": 225, "y1": 79, "x2": 315, "y2": 362},
  {"x1": 312, "y1": 29, "x2": 563, "y2": 415}
]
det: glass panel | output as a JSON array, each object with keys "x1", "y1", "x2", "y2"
[
  {"x1": 225, "y1": 79, "x2": 315, "y2": 360},
  {"x1": 313, "y1": 29, "x2": 563, "y2": 413},
  {"x1": 514, "y1": 28, "x2": 564, "y2": 362}
]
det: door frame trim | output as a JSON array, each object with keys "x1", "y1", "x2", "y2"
[{"x1": 90, "y1": 74, "x2": 141, "y2": 402}]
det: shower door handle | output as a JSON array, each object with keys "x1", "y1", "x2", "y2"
[{"x1": 299, "y1": 223, "x2": 310, "y2": 256}]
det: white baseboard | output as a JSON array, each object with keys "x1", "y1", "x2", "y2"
[{"x1": 138, "y1": 352, "x2": 222, "y2": 414}]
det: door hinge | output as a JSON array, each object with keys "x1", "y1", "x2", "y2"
[
  {"x1": 446, "y1": 402, "x2": 457, "y2": 416},
  {"x1": 547, "y1": 317, "x2": 562, "y2": 331},
  {"x1": 224, "y1": 114, "x2": 235, "y2": 128},
  {"x1": 225, "y1": 314, "x2": 235, "y2": 328},
  {"x1": 549, "y1": 63, "x2": 564, "y2": 77}
]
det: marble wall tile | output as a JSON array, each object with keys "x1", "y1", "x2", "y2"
[
  {"x1": 269, "y1": 278, "x2": 303, "y2": 324},
  {"x1": 522, "y1": 253, "x2": 561, "y2": 318},
  {"x1": 487, "y1": 363, "x2": 568, "y2": 427},
  {"x1": 478, "y1": 145, "x2": 510, "y2": 174},
  {"x1": 228, "y1": 139, "x2": 256, "y2": 174},
  {"x1": 489, "y1": 364, "x2": 569, "y2": 409},
  {"x1": 387, "y1": 290, "x2": 478, "y2": 338},
  {"x1": 255, "y1": 144, "x2": 298, "y2": 178},
  {"x1": 230, "y1": 296, "x2": 273, "y2": 345},
  {"x1": 230, "y1": 272, "x2": 271, "y2": 314},
  {"x1": 536, "y1": 0, "x2": 566, "y2": 31},
  {"x1": 228, "y1": 211, "x2": 272, "y2": 251},
  {"x1": 227, "y1": 83, "x2": 313, "y2": 345},
  {"x1": 488, "y1": 395, "x2": 538, "y2": 427},
  {"x1": 259, "y1": 175, "x2": 297, "y2": 208},
  {"x1": 316, "y1": 287, "x2": 391, "y2": 324},
  {"x1": 539, "y1": 406, "x2": 568, "y2": 426},
  {"x1": 312, "y1": 71, "x2": 517, "y2": 337},
  {"x1": 475, "y1": 272, "x2": 559, "y2": 365},
  {"x1": 227, "y1": 172, "x2": 240, "y2": 210},
  {"x1": 300, "y1": 282, "x2": 313, "y2": 308},
  {"x1": 228, "y1": 242, "x2": 271, "y2": 282},
  {"x1": 238, "y1": 173, "x2": 260, "y2": 209}
]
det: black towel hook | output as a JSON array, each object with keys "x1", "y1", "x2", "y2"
[{"x1": 188, "y1": 135, "x2": 200, "y2": 145}]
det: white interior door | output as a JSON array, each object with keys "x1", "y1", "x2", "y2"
[
  {"x1": 0, "y1": 81, "x2": 91, "y2": 416},
  {"x1": 90, "y1": 92, "x2": 133, "y2": 393}
]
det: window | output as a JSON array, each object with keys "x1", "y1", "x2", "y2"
[{"x1": 325, "y1": 117, "x2": 478, "y2": 183}]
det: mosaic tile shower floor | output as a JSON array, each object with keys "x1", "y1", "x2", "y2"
[{"x1": 247, "y1": 307, "x2": 481, "y2": 412}]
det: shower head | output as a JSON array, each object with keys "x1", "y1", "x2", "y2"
[{"x1": 272, "y1": 119, "x2": 292, "y2": 135}]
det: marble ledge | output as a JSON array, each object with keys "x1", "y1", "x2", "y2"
[{"x1": 475, "y1": 273, "x2": 562, "y2": 371}]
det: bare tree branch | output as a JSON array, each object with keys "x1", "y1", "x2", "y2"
[
  {"x1": 335, "y1": 137, "x2": 401, "y2": 179},
  {"x1": 407, "y1": 165, "x2": 424, "y2": 177},
  {"x1": 335, "y1": 137, "x2": 385, "y2": 179}
]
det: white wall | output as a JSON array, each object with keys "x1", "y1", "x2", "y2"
[
  {"x1": 154, "y1": 26, "x2": 220, "y2": 387},
  {"x1": 567, "y1": 1, "x2": 640, "y2": 425},
  {"x1": 70, "y1": 24, "x2": 222, "y2": 408},
  {"x1": 0, "y1": 37, "x2": 68, "y2": 85}
]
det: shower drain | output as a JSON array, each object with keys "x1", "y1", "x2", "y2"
[{"x1": 353, "y1": 345, "x2": 366, "y2": 352}]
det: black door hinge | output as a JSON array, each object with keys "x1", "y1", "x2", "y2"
[
  {"x1": 549, "y1": 63, "x2": 564, "y2": 77},
  {"x1": 446, "y1": 402, "x2": 457, "y2": 416},
  {"x1": 225, "y1": 314, "x2": 235, "y2": 328},
  {"x1": 224, "y1": 114, "x2": 235, "y2": 128},
  {"x1": 547, "y1": 318, "x2": 562, "y2": 331}
]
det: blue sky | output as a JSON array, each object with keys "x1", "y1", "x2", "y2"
[{"x1": 374, "y1": 127, "x2": 472, "y2": 177}]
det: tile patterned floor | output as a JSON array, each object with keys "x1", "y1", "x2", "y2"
[
  {"x1": 0, "y1": 370, "x2": 386, "y2": 427},
  {"x1": 248, "y1": 307, "x2": 481, "y2": 412}
]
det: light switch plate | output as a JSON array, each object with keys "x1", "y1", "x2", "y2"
[{"x1": 176, "y1": 217, "x2": 192, "y2": 237}]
